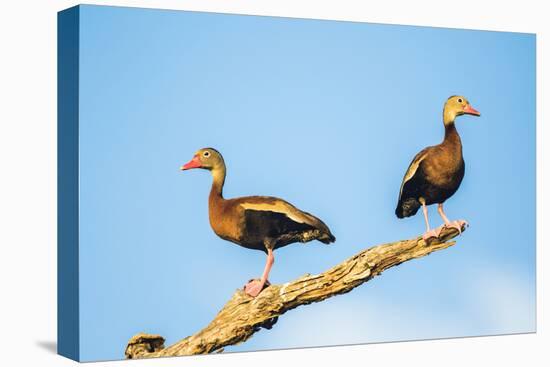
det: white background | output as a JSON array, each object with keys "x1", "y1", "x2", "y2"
[{"x1": 0, "y1": 0, "x2": 547, "y2": 366}]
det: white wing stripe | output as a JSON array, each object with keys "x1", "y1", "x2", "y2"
[
  {"x1": 399, "y1": 153, "x2": 427, "y2": 196},
  {"x1": 239, "y1": 202, "x2": 307, "y2": 224}
]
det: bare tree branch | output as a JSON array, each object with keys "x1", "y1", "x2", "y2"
[{"x1": 125, "y1": 225, "x2": 466, "y2": 359}]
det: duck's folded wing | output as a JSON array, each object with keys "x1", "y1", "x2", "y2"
[
  {"x1": 398, "y1": 147, "x2": 430, "y2": 200},
  {"x1": 239, "y1": 199, "x2": 319, "y2": 227}
]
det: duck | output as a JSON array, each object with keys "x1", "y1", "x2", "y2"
[
  {"x1": 395, "y1": 95, "x2": 480, "y2": 240},
  {"x1": 181, "y1": 148, "x2": 335, "y2": 297}
]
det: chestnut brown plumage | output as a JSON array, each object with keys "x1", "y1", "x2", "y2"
[
  {"x1": 396, "y1": 95, "x2": 480, "y2": 240},
  {"x1": 181, "y1": 148, "x2": 335, "y2": 297}
]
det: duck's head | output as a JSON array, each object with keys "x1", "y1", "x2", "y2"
[
  {"x1": 180, "y1": 147, "x2": 225, "y2": 172},
  {"x1": 443, "y1": 95, "x2": 480, "y2": 125}
]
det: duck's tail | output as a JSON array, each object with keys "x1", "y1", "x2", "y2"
[
  {"x1": 300, "y1": 210, "x2": 336, "y2": 244},
  {"x1": 396, "y1": 198, "x2": 421, "y2": 218},
  {"x1": 318, "y1": 230, "x2": 336, "y2": 244}
]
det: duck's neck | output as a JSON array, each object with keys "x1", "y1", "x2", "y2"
[
  {"x1": 207, "y1": 165, "x2": 227, "y2": 234},
  {"x1": 443, "y1": 121, "x2": 463, "y2": 158},
  {"x1": 444, "y1": 121, "x2": 459, "y2": 140},
  {"x1": 209, "y1": 165, "x2": 226, "y2": 203}
]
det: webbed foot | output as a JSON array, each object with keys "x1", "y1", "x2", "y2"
[
  {"x1": 422, "y1": 228, "x2": 441, "y2": 241},
  {"x1": 444, "y1": 220, "x2": 468, "y2": 235},
  {"x1": 243, "y1": 279, "x2": 270, "y2": 297}
]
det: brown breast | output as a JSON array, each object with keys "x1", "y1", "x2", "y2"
[
  {"x1": 423, "y1": 133, "x2": 463, "y2": 188},
  {"x1": 208, "y1": 195, "x2": 245, "y2": 243}
]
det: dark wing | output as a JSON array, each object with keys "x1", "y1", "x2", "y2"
[
  {"x1": 397, "y1": 147, "x2": 431, "y2": 203},
  {"x1": 243, "y1": 209, "x2": 314, "y2": 243},
  {"x1": 239, "y1": 198, "x2": 335, "y2": 247},
  {"x1": 395, "y1": 147, "x2": 434, "y2": 218}
]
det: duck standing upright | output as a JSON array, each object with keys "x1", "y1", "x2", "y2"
[
  {"x1": 181, "y1": 148, "x2": 335, "y2": 297},
  {"x1": 395, "y1": 95, "x2": 480, "y2": 240}
]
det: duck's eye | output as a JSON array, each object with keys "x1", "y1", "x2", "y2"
[
  {"x1": 458, "y1": 98, "x2": 463, "y2": 103},
  {"x1": 203, "y1": 151, "x2": 211, "y2": 158}
]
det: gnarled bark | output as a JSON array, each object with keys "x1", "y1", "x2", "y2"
[{"x1": 125, "y1": 225, "x2": 465, "y2": 359}]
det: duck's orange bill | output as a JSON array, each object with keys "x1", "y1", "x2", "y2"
[
  {"x1": 463, "y1": 105, "x2": 481, "y2": 116},
  {"x1": 181, "y1": 155, "x2": 202, "y2": 170}
]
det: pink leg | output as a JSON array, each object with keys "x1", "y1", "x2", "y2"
[
  {"x1": 437, "y1": 203, "x2": 467, "y2": 234},
  {"x1": 421, "y1": 201, "x2": 440, "y2": 240},
  {"x1": 244, "y1": 249, "x2": 274, "y2": 297}
]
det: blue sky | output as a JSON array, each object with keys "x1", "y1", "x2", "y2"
[{"x1": 76, "y1": 5, "x2": 536, "y2": 361}]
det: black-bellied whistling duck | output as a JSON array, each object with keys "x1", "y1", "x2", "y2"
[
  {"x1": 181, "y1": 148, "x2": 335, "y2": 297},
  {"x1": 395, "y1": 95, "x2": 480, "y2": 240}
]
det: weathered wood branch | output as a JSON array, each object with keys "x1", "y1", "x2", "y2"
[{"x1": 125, "y1": 225, "x2": 466, "y2": 359}]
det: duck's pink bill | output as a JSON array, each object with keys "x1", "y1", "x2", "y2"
[
  {"x1": 463, "y1": 105, "x2": 481, "y2": 116},
  {"x1": 181, "y1": 155, "x2": 202, "y2": 170}
]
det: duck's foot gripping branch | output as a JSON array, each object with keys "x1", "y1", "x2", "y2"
[{"x1": 125, "y1": 225, "x2": 466, "y2": 359}]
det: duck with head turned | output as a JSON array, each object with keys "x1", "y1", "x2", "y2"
[
  {"x1": 181, "y1": 148, "x2": 335, "y2": 297},
  {"x1": 395, "y1": 95, "x2": 481, "y2": 240}
]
